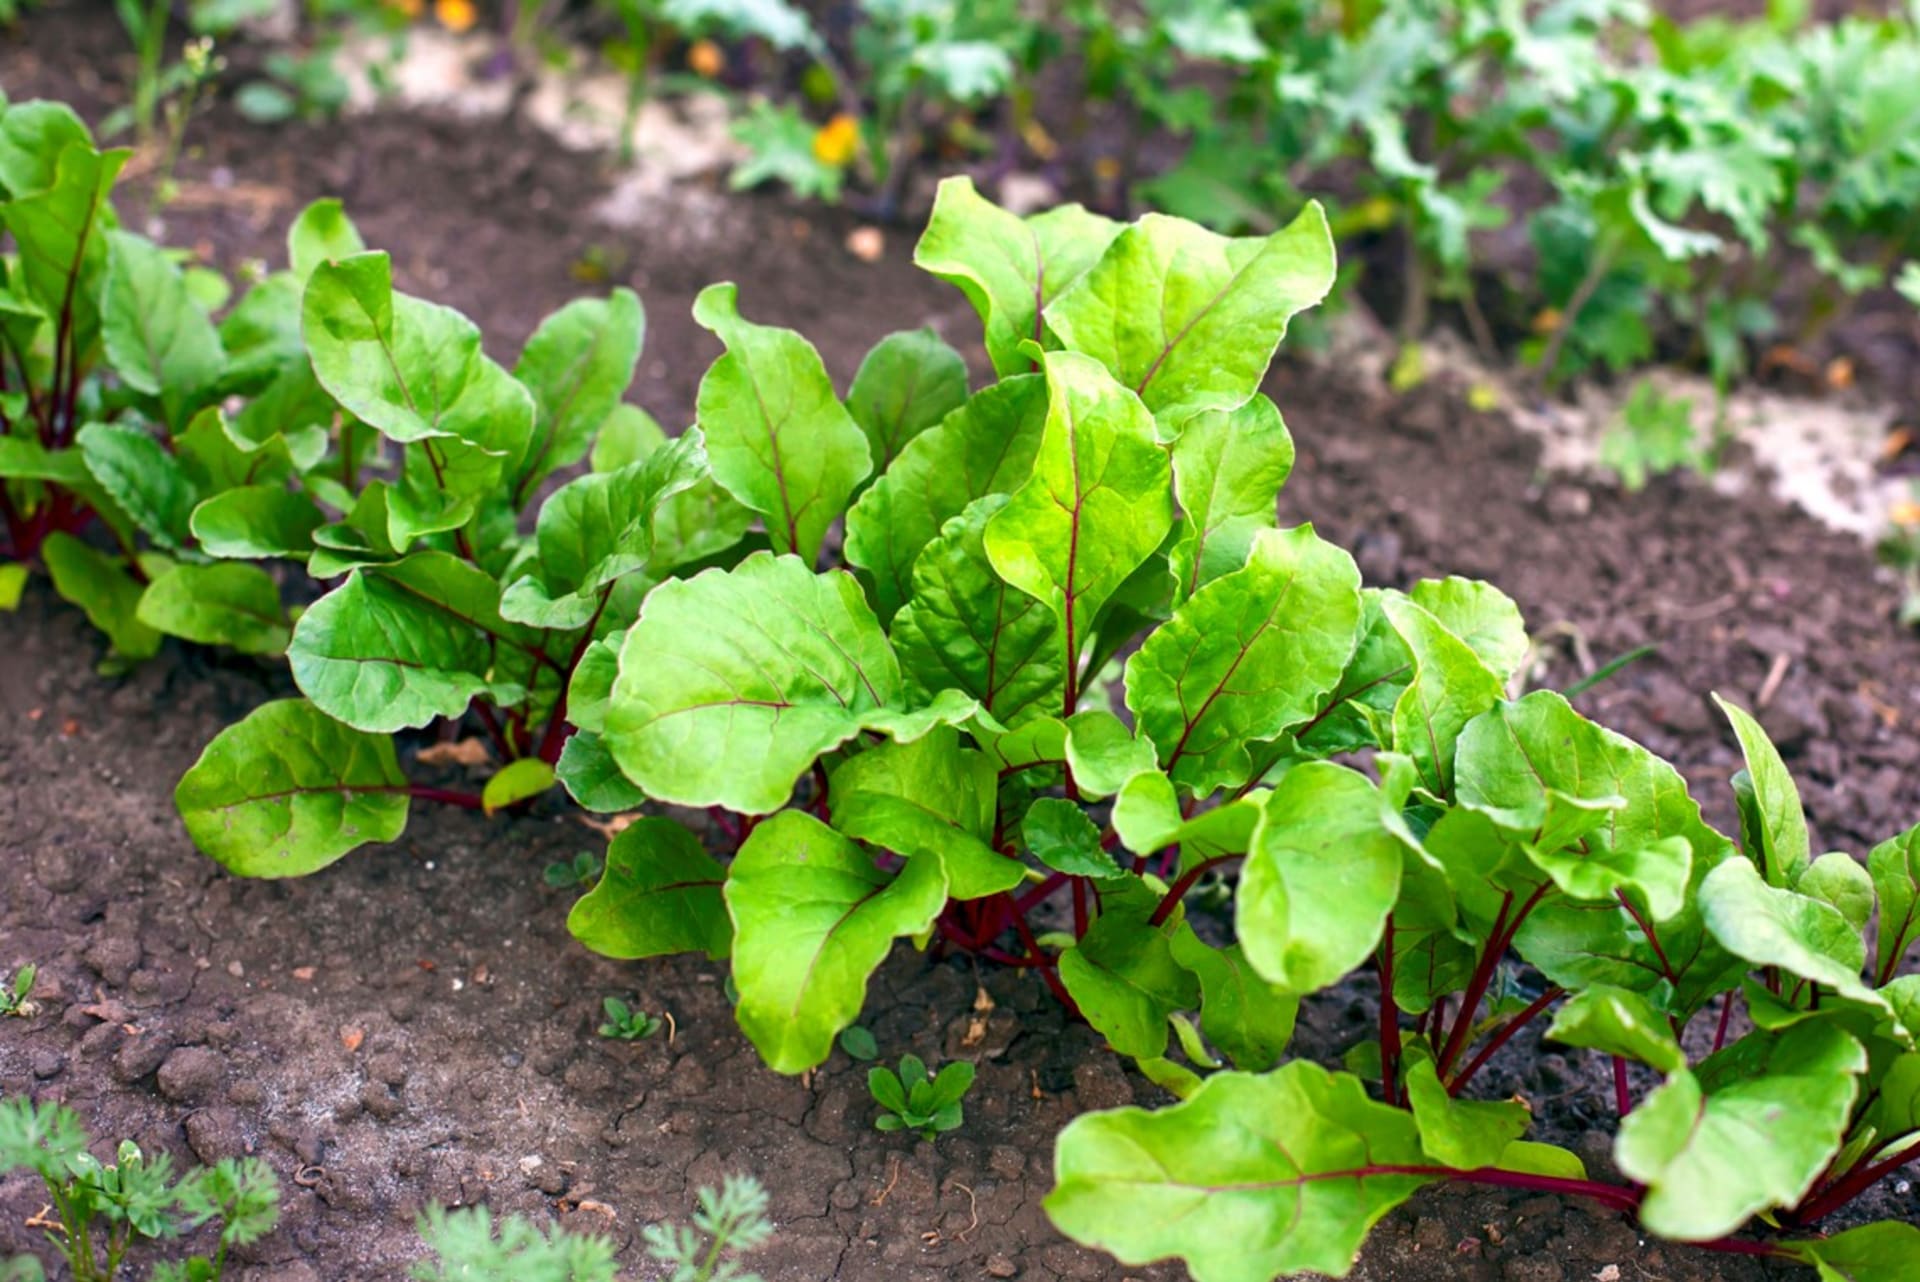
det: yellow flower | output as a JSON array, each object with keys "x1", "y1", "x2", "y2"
[
  {"x1": 435, "y1": 0, "x2": 476, "y2": 33},
  {"x1": 687, "y1": 39, "x2": 724, "y2": 79},
  {"x1": 812, "y1": 113, "x2": 861, "y2": 168}
]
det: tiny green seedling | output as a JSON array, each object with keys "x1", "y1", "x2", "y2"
[
  {"x1": 1, "y1": 965, "x2": 37, "y2": 1017},
  {"x1": 543, "y1": 852, "x2": 603, "y2": 889},
  {"x1": 837, "y1": 1025, "x2": 879, "y2": 1061},
  {"x1": 412, "y1": 1205, "x2": 617, "y2": 1282},
  {"x1": 597, "y1": 997, "x2": 662, "y2": 1041},
  {"x1": 641, "y1": 1174, "x2": 773, "y2": 1282},
  {"x1": 868, "y1": 1054, "x2": 975, "y2": 1142}
]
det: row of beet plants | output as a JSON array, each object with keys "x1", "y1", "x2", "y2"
[{"x1": 4, "y1": 93, "x2": 1920, "y2": 1280}]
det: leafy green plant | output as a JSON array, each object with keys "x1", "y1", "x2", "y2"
[
  {"x1": 837, "y1": 1024, "x2": 879, "y2": 1060},
  {"x1": 0, "y1": 963, "x2": 36, "y2": 1016},
  {"x1": 0, "y1": 1096, "x2": 279, "y2": 1282},
  {"x1": 868, "y1": 1053, "x2": 974, "y2": 1141},
  {"x1": 596, "y1": 996, "x2": 662, "y2": 1040},
  {"x1": 544, "y1": 850, "x2": 604, "y2": 889},
  {"x1": 640, "y1": 1175, "x2": 771, "y2": 1282},
  {"x1": 1598, "y1": 379, "x2": 1710, "y2": 491},
  {"x1": 413, "y1": 1205, "x2": 617, "y2": 1282}
]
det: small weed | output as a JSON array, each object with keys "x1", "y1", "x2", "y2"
[
  {"x1": 544, "y1": 851, "x2": 603, "y2": 889},
  {"x1": 641, "y1": 1174, "x2": 773, "y2": 1282},
  {"x1": 596, "y1": 997, "x2": 661, "y2": 1041},
  {"x1": 1, "y1": 965, "x2": 37, "y2": 1018},
  {"x1": 868, "y1": 1054, "x2": 974, "y2": 1143}
]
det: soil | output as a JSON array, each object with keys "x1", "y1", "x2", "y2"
[{"x1": 5, "y1": 4, "x2": 1920, "y2": 1281}]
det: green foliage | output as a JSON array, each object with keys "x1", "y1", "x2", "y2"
[
  {"x1": 1600, "y1": 381, "x2": 1710, "y2": 492},
  {"x1": 0, "y1": 1096, "x2": 279, "y2": 1282},
  {"x1": 867, "y1": 1053, "x2": 975, "y2": 1141},
  {"x1": 543, "y1": 851, "x2": 603, "y2": 889},
  {"x1": 640, "y1": 1174, "x2": 773, "y2": 1282},
  {"x1": 412, "y1": 1206, "x2": 617, "y2": 1282},
  {"x1": 0, "y1": 963, "x2": 35, "y2": 1016},
  {"x1": 596, "y1": 996, "x2": 663, "y2": 1041}
]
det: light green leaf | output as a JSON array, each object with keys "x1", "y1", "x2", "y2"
[
  {"x1": 43, "y1": 531, "x2": 161, "y2": 661},
  {"x1": 102, "y1": 231, "x2": 224, "y2": 425},
  {"x1": 1544, "y1": 985, "x2": 1686, "y2": 1074},
  {"x1": 0, "y1": 562, "x2": 25, "y2": 611},
  {"x1": 827, "y1": 726, "x2": 1021, "y2": 899},
  {"x1": 77, "y1": 421, "x2": 194, "y2": 551},
  {"x1": 1112, "y1": 768, "x2": 1263, "y2": 861},
  {"x1": 1791, "y1": 1222, "x2": 1920, "y2": 1282},
  {"x1": 1617, "y1": 1023, "x2": 1866, "y2": 1240},
  {"x1": 1064, "y1": 709, "x2": 1158, "y2": 799},
  {"x1": 845, "y1": 372, "x2": 1047, "y2": 624},
  {"x1": 1405, "y1": 1056, "x2": 1529, "y2": 1171},
  {"x1": 567, "y1": 817, "x2": 730, "y2": 960},
  {"x1": 1697, "y1": 858, "x2": 1884, "y2": 1011},
  {"x1": 1871, "y1": 823, "x2": 1920, "y2": 983},
  {"x1": 0, "y1": 99, "x2": 91, "y2": 197},
  {"x1": 508, "y1": 289, "x2": 645, "y2": 501},
  {"x1": 1238, "y1": 762, "x2": 1405, "y2": 993},
  {"x1": 481, "y1": 759, "x2": 556, "y2": 815},
  {"x1": 692, "y1": 282, "x2": 870, "y2": 565},
  {"x1": 136, "y1": 562, "x2": 288, "y2": 654},
  {"x1": 1044, "y1": 203, "x2": 1334, "y2": 426},
  {"x1": 589, "y1": 402, "x2": 666, "y2": 472},
  {"x1": 1408, "y1": 578, "x2": 1529, "y2": 684},
  {"x1": 189, "y1": 486, "x2": 323, "y2": 559},
  {"x1": 1168, "y1": 926, "x2": 1298, "y2": 1071},
  {"x1": 1798, "y1": 851, "x2": 1875, "y2": 935},
  {"x1": 1126, "y1": 524, "x2": 1361, "y2": 794},
  {"x1": 725, "y1": 811, "x2": 947, "y2": 1073},
  {"x1": 554, "y1": 730, "x2": 647, "y2": 813},
  {"x1": 6, "y1": 140, "x2": 125, "y2": 357},
  {"x1": 1167, "y1": 395, "x2": 1294, "y2": 601},
  {"x1": 286, "y1": 198, "x2": 366, "y2": 282},
  {"x1": 984, "y1": 350, "x2": 1171, "y2": 686},
  {"x1": 890, "y1": 494, "x2": 1064, "y2": 725},
  {"x1": 1380, "y1": 594, "x2": 1506, "y2": 799},
  {"x1": 1023, "y1": 797, "x2": 1124, "y2": 881},
  {"x1": 1059, "y1": 880, "x2": 1200, "y2": 1060},
  {"x1": 913, "y1": 176, "x2": 1122, "y2": 377},
  {"x1": 605, "y1": 553, "x2": 901, "y2": 814},
  {"x1": 1525, "y1": 835, "x2": 1693, "y2": 923},
  {"x1": 289, "y1": 552, "x2": 526, "y2": 733},
  {"x1": 1494, "y1": 1141, "x2": 1587, "y2": 1181},
  {"x1": 1046, "y1": 1063, "x2": 1437, "y2": 1282},
  {"x1": 1715, "y1": 693, "x2": 1811, "y2": 889},
  {"x1": 845, "y1": 328, "x2": 968, "y2": 474},
  {"x1": 175, "y1": 698, "x2": 407, "y2": 877}
]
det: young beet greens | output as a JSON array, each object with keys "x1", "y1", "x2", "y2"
[{"x1": 146, "y1": 165, "x2": 1920, "y2": 1277}]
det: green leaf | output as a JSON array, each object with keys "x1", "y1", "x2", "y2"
[
  {"x1": 190, "y1": 485, "x2": 324, "y2": 559},
  {"x1": 725, "y1": 811, "x2": 947, "y2": 1073},
  {"x1": 1237, "y1": 762, "x2": 1406, "y2": 994},
  {"x1": 286, "y1": 197, "x2": 366, "y2": 281},
  {"x1": 1166, "y1": 394, "x2": 1294, "y2": 600},
  {"x1": 77, "y1": 421, "x2": 195, "y2": 551},
  {"x1": 567, "y1": 817, "x2": 730, "y2": 961},
  {"x1": 42, "y1": 531, "x2": 161, "y2": 661},
  {"x1": 553, "y1": 731, "x2": 647, "y2": 813},
  {"x1": 1063, "y1": 709, "x2": 1157, "y2": 799},
  {"x1": 0, "y1": 99, "x2": 91, "y2": 197},
  {"x1": 606, "y1": 553, "x2": 906, "y2": 814},
  {"x1": 845, "y1": 372, "x2": 1047, "y2": 624},
  {"x1": 1405, "y1": 1056, "x2": 1529, "y2": 1170},
  {"x1": 1525, "y1": 835, "x2": 1694, "y2": 923},
  {"x1": 1380, "y1": 594, "x2": 1506, "y2": 799},
  {"x1": 6, "y1": 140, "x2": 125, "y2": 357},
  {"x1": 1697, "y1": 858, "x2": 1884, "y2": 1011},
  {"x1": 1543, "y1": 985, "x2": 1686, "y2": 1074},
  {"x1": 136, "y1": 562, "x2": 289, "y2": 654},
  {"x1": 102, "y1": 231, "x2": 224, "y2": 425},
  {"x1": 175, "y1": 698, "x2": 408, "y2": 877},
  {"x1": 1046, "y1": 1063, "x2": 1437, "y2": 1282},
  {"x1": 1791, "y1": 1222, "x2": 1920, "y2": 1282},
  {"x1": 0, "y1": 562, "x2": 26, "y2": 611},
  {"x1": 913, "y1": 176, "x2": 1122, "y2": 378},
  {"x1": 1714, "y1": 693, "x2": 1811, "y2": 888},
  {"x1": 827, "y1": 726, "x2": 1021, "y2": 899},
  {"x1": 691, "y1": 282, "x2": 870, "y2": 565},
  {"x1": 1023, "y1": 797, "x2": 1123, "y2": 880},
  {"x1": 1125, "y1": 524, "x2": 1362, "y2": 794},
  {"x1": 1112, "y1": 769, "x2": 1263, "y2": 861},
  {"x1": 1798, "y1": 851, "x2": 1875, "y2": 935},
  {"x1": 508, "y1": 289, "x2": 645, "y2": 501},
  {"x1": 845, "y1": 328, "x2": 969, "y2": 474},
  {"x1": 303, "y1": 252, "x2": 534, "y2": 455},
  {"x1": 1407, "y1": 578, "x2": 1529, "y2": 684},
  {"x1": 1494, "y1": 1141, "x2": 1587, "y2": 1181},
  {"x1": 481, "y1": 759, "x2": 556, "y2": 815},
  {"x1": 289, "y1": 553, "x2": 526, "y2": 733},
  {"x1": 890, "y1": 494, "x2": 1065, "y2": 726},
  {"x1": 589, "y1": 401, "x2": 666, "y2": 472},
  {"x1": 1617, "y1": 1023, "x2": 1866, "y2": 1240},
  {"x1": 1058, "y1": 879, "x2": 1200, "y2": 1060},
  {"x1": 1168, "y1": 926, "x2": 1298, "y2": 1070},
  {"x1": 1870, "y1": 823, "x2": 1920, "y2": 983},
  {"x1": 984, "y1": 350, "x2": 1171, "y2": 688},
  {"x1": 1045, "y1": 203, "x2": 1334, "y2": 427}
]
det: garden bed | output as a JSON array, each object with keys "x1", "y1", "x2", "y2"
[{"x1": 6, "y1": 4, "x2": 1920, "y2": 1280}]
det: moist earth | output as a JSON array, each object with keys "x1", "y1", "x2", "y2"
[{"x1": 4, "y1": 5, "x2": 1920, "y2": 1279}]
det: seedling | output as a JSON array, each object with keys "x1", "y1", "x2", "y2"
[
  {"x1": 596, "y1": 997, "x2": 661, "y2": 1041},
  {"x1": 1599, "y1": 381, "x2": 1710, "y2": 492},
  {"x1": 0, "y1": 964, "x2": 36, "y2": 1017},
  {"x1": 641, "y1": 1174, "x2": 772, "y2": 1282},
  {"x1": 837, "y1": 1025, "x2": 879, "y2": 1061},
  {"x1": 0, "y1": 1096, "x2": 278, "y2": 1282},
  {"x1": 543, "y1": 852, "x2": 603, "y2": 889},
  {"x1": 868, "y1": 1054, "x2": 974, "y2": 1142},
  {"x1": 412, "y1": 1205, "x2": 616, "y2": 1282}
]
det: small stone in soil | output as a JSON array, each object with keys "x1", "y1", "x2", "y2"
[{"x1": 157, "y1": 1046, "x2": 226, "y2": 1102}]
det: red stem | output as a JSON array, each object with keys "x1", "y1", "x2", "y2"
[
  {"x1": 1437, "y1": 892, "x2": 1513, "y2": 1076},
  {"x1": 408, "y1": 784, "x2": 485, "y2": 810},
  {"x1": 1447, "y1": 987, "x2": 1564, "y2": 1095},
  {"x1": 1016, "y1": 872, "x2": 1069, "y2": 915},
  {"x1": 1613, "y1": 1056, "x2": 1632, "y2": 1118},
  {"x1": 473, "y1": 700, "x2": 514, "y2": 761},
  {"x1": 1148, "y1": 853, "x2": 1246, "y2": 927},
  {"x1": 1794, "y1": 1137, "x2": 1920, "y2": 1224},
  {"x1": 1072, "y1": 876, "x2": 1089, "y2": 939},
  {"x1": 1712, "y1": 988, "x2": 1738, "y2": 1053},
  {"x1": 538, "y1": 584, "x2": 614, "y2": 763}
]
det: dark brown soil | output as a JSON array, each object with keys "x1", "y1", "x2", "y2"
[{"x1": 5, "y1": 5, "x2": 1920, "y2": 1281}]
